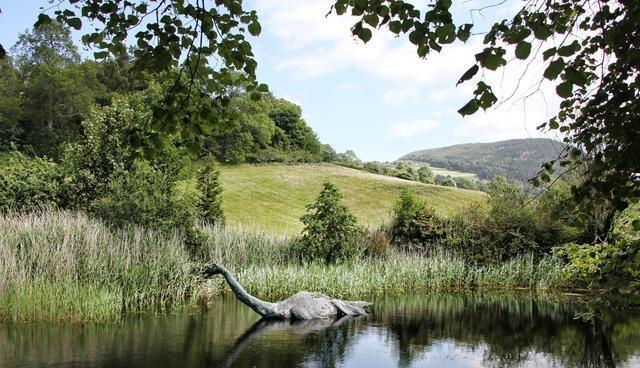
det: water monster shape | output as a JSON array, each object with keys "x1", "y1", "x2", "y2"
[{"x1": 203, "y1": 263, "x2": 372, "y2": 320}]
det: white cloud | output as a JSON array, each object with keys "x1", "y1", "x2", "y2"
[
  {"x1": 255, "y1": 0, "x2": 564, "y2": 148},
  {"x1": 386, "y1": 119, "x2": 440, "y2": 139}
]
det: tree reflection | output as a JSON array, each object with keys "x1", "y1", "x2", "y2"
[{"x1": 1, "y1": 293, "x2": 639, "y2": 368}]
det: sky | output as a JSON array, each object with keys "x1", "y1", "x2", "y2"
[{"x1": 0, "y1": 0, "x2": 562, "y2": 161}]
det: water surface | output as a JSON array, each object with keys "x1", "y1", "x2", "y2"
[{"x1": 2, "y1": 292, "x2": 639, "y2": 367}]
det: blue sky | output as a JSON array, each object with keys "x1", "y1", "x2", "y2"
[{"x1": 0, "y1": 0, "x2": 560, "y2": 161}]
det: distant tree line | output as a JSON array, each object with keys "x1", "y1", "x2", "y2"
[{"x1": 333, "y1": 151, "x2": 489, "y2": 192}]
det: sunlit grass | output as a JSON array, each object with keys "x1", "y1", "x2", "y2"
[{"x1": 215, "y1": 163, "x2": 486, "y2": 234}]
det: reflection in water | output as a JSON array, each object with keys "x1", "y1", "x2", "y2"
[{"x1": 1, "y1": 293, "x2": 639, "y2": 368}]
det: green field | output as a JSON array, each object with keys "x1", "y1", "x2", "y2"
[
  {"x1": 429, "y1": 166, "x2": 478, "y2": 179},
  {"x1": 217, "y1": 163, "x2": 486, "y2": 234}
]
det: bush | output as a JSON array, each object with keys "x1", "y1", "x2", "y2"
[
  {"x1": 360, "y1": 228, "x2": 391, "y2": 257},
  {"x1": 435, "y1": 175, "x2": 457, "y2": 187},
  {"x1": 297, "y1": 182, "x2": 361, "y2": 263},
  {"x1": 390, "y1": 189, "x2": 445, "y2": 250},
  {"x1": 196, "y1": 162, "x2": 225, "y2": 224},
  {"x1": 0, "y1": 151, "x2": 63, "y2": 212},
  {"x1": 91, "y1": 160, "x2": 197, "y2": 235}
]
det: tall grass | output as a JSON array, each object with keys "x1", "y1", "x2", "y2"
[
  {"x1": 0, "y1": 210, "x2": 570, "y2": 322},
  {"x1": 0, "y1": 210, "x2": 198, "y2": 321},
  {"x1": 229, "y1": 252, "x2": 568, "y2": 301}
]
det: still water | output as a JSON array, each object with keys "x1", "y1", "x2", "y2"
[{"x1": 1, "y1": 292, "x2": 639, "y2": 368}]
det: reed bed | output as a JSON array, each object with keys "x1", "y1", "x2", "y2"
[
  {"x1": 228, "y1": 252, "x2": 568, "y2": 301},
  {"x1": 0, "y1": 210, "x2": 570, "y2": 322}
]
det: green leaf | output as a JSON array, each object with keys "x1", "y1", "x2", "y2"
[
  {"x1": 564, "y1": 67, "x2": 589, "y2": 86},
  {"x1": 34, "y1": 13, "x2": 52, "y2": 28},
  {"x1": 483, "y1": 53, "x2": 504, "y2": 70},
  {"x1": 409, "y1": 30, "x2": 424, "y2": 45},
  {"x1": 66, "y1": 17, "x2": 82, "y2": 30},
  {"x1": 256, "y1": 83, "x2": 269, "y2": 92},
  {"x1": 632, "y1": 219, "x2": 640, "y2": 231},
  {"x1": 458, "y1": 99, "x2": 479, "y2": 116},
  {"x1": 515, "y1": 41, "x2": 531, "y2": 59},
  {"x1": 556, "y1": 81, "x2": 573, "y2": 98},
  {"x1": 549, "y1": 120, "x2": 559, "y2": 129},
  {"x1": 456, "y1": 64, "x2": 479, "y2": 86},
  {"x1": 364, "y1": 14, "x2": 379, "y2": 28},
  {"x1": 457, "y1": 24, "x2": 472, "y2": 42},
  {"x1": 543, "y1": 58, "x2": 565, "y2": 80},
  {"x1": 94, "y1": 51, "x2": 109, "y2": 59},
  {"x1": 248, "y1": 22, "x2": 261, "y2": 36},
  {"x1": 542, "y1": 47, "x2": 556, "y2": 61},
  {"x1": 357, "y1": 27, "x2": 372, "y2": 43},
  {"x1": 505, "y1": 27, "x2": 531, "y2": 44},
  {"x1": 389, "y1": 21, "x2": 402, "y2": 34},
  {"x1": 557, "y1": 40, "x2": 580, "y2": 57},
  {"x1": 475, "y1": 48, "x2": 506, "y2": 71},
  {"x1": 533, "y1": 25, "x2": 552, "y2": 40}
]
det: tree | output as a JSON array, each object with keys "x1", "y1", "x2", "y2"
[
  {"x1": 417, "y1": 166, "x2": 434, "y2": 184},
  {"x1": 0, "y1": 59, "x2": 23, "y2": 150},
  {"x1": 330, "y1": 0, "x2": 639, "y2": 230},
  {"x1": 391, "y1": 188, "x2": 444, "y2": 249},
  {"x1": 196, "y1": 163, "x2": 225, "y2": 224},
  {"x1": 32, "y1": 0, "x2": 268, "y2": 152},
  {"x1": 435, "y1": 175, "x2": 456, "y2": 188},
  {"x1": 298, "y1": 182, "x2": 360, "y2": 263},
  {"x1": 12, "y1": 21, "x2": 79, "y2": 75},
  {"x1": 11, "y1": 23, "x2": 105, "y2": 157}
]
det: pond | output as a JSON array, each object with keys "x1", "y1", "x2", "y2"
[{"x1": 2, "y1": 292, "x2": 639, "y2": 367}]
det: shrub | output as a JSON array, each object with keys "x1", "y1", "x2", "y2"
[
  {"x1": 91, "y1": 160, "x2": 197, "y2": 235},
  {"x1": 390, "y1": 189, "x2": 446, "y2": 250},
  {"x1": 0, "y1": 151, "x2": 63, "y2": 212},
  {"x1": 297, "y1": 182, "x2": 361, "y2": 263},
  {"x1": 435, "y1": 175, "x2": 457, "y2": 187},
  {"x1": 196, "y1": 162, "x2": 225, "y2": 224},
  {"x1": 360, "y1": 228, "x2": 391, "y2": 257},
  {"x1": 417, "y1": 166, "x2": 434, "y2": 184}
]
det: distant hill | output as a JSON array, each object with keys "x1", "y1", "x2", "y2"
[
  {"x1": 399, "y1": 138, "x2": 566, "y2": 182},
  {"x1": 212, "y1": 163, "x2": 485, "y2": 234}
]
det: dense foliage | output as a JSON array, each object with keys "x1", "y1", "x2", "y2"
[
  {"x1": 196, "y1": 162, "x2": 225, "y2": 224},
  {"x1": 297, "y1": 182, "x2": 361, "y2": 263},
  {"x1": 391, "y1": 189, "x2": 445, "y2": 249},
  {"x1": 389, "y1": 176, "x2": 588, "y2": 263}
]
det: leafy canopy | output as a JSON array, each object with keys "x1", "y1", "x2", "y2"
[
  {"x1": 329, "y1": 0, "x2": 639, "y2": 214},
  {"x1": 29, "y1": 0, "x2": 269, "y2": 154}
]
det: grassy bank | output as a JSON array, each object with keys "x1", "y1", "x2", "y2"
[
  {"x1": 214, "y1": 163, "x2": 486, "y2": 233},
  {"x1": 0, "y1": 210, "x2": 570, "y2": 322}
]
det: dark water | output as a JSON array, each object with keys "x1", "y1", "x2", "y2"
[{"x1": 2, "y1": 293, "x2": 640, "y2": 368}]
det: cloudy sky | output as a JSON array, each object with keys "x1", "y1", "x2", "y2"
[{"x1": 0, "y1": 0, "x2": 562, "y2": 161}]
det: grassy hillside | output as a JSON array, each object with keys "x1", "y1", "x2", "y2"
[
  {"x1": 217, "y1": 163, "x2": 485, "y2": 234},
  {"x1": 400, "y1": 138, "x2": 566, "y2": 182},
  {"x1": 428, "y1": 166, "x2": 477, "y2": 179}
]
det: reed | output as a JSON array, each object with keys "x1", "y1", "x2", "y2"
[{"x1": 0, "y1": 210, "x2": 570, "y2": 322}]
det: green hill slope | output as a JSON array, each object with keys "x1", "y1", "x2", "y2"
[
  {"x1": 400, "y1": 138, "x2": 566, "y2": 182},
  {"x1": 218, "y1": 163, "x2": 486, "y2": 234}
]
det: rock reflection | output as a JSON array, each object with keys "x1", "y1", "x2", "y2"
[{"x1": 218, "y1": 316, "x2": 362, "y2": 368}]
